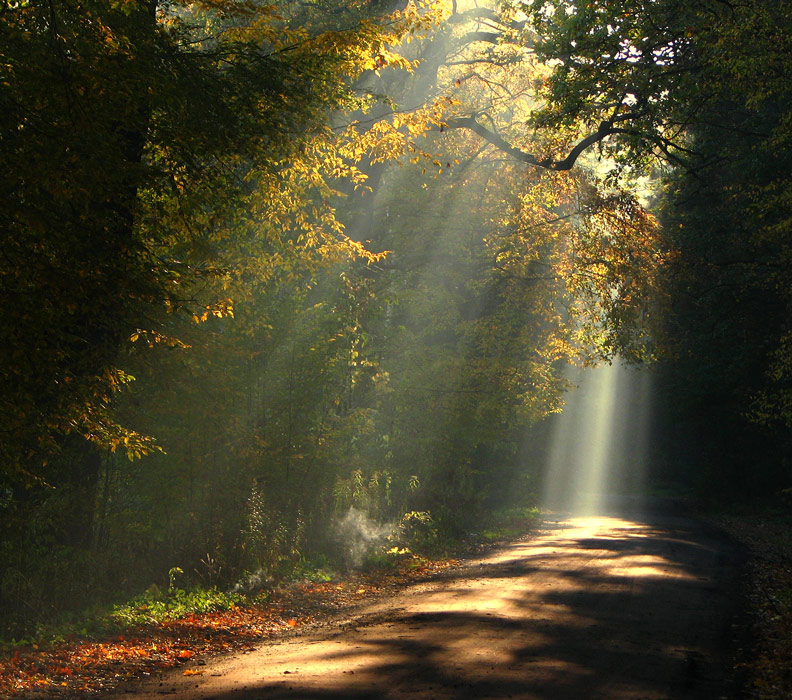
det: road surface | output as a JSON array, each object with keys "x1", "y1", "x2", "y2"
[{"x1": 118, "y1": 510, "x2": 744, "y2": 700}]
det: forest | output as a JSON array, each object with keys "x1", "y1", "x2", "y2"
[{"x1": 2, "y1": 0, "x2": 792, "y2": 647}]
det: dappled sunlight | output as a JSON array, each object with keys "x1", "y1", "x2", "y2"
[
  {"x1": 2, "y1": 0, "x2": 781, "y2": 696},
  {"x1": 562, "y1": 515, "x2": 644, "y2": 533},
  {"x1": 131, "y1": 512, "x2": 739, "y2": 700}
]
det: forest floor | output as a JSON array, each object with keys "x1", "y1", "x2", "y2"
[
  {"x1": 106, "y1": 507, "x2": 743, "y2": 700},
  {"x1": 5, "y1": 503, "x2": 791, "y2": 699},
  {"x1": 0, "y1": 551, "x2": 461, "y2": 699}
]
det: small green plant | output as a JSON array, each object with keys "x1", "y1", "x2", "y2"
[
  {"x1": 110, "y1": 585, "x2": 243, "y2": 627},
  {"x1": 361, "y1": 546, "x2": 408, "y2": 571},
  {"x1": 242, "y1": 484, "x2": 303, "y2": 579},
  {"x1": 333, "y1": 469, "x2": 397, "y2": 522},
  {"x1": 282, "y1": 557, "x2": 335, "y2": 583},
  {"x1": 168, "y1": 566, "x2": 184, "y2": 592},
  {"x1": 393, "y1": 511, "x2": 439, "y2": 553}
]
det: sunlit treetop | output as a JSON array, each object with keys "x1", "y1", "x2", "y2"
[{"x1": 514, "y1": 0, "x2": 743, "y2": 169}]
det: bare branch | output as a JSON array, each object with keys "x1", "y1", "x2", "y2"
[
  {"x1": 448, "y1": 6, "x2": 527, "y2": 31},
  {"x1": 446, "y1": 115, "x2": 543, "y2": 167},
  {"x1": 445, "y1": 115, "x2": 624, "y2": 171},
  {"x1": 456, "y1": 31, "x2": 501, "y2": 46},
  {"x1": 444, "y1": 55, "x2": 523, "y2": 67}
]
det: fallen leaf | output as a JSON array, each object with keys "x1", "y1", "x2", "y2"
[{"x1": 183, "y1": 669, "x2": 203, "y2": 676}]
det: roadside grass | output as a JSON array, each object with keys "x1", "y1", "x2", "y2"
[
  {"x1": 109, "y1": 585, "x2": 246, "y2": 628},
  {"x1": 0, "y1": 584, "x2": 250, "y2": 650},
  {"x1": 0, "y1": 557, "x2": 445, "y2": 698}
]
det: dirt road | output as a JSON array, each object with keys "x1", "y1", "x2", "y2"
[{"x1": 119, "y1": 511, "x2": 744, "y2": 700}]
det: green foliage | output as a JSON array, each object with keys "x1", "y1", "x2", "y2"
[
  {"x1": 393, "y1": 511, "x2": 439, "y2": 552},
  {"x1": 240, "y1": 483, "x2": 304, "y2": 579},
  {"x1": 0, "y1": 0, "x2": 425, "y2": 476},
  {"x1": 280, "y1": 558, "x2": 334, "y2": 584},
  {"x1": 520, "y1": 0, "x2": 792, "y2": 496},
  {"x1": 640, "y1": 0, "x2": 792, "y2": 496},
  {"x1": 523, "y1": 0, "x2": 730, "y2": 168},
  {"x1": 360, "y1": 546, "x2": 429, "y2": 572},
  {"x1": 332, "y1": 469, "x2": 403, "y2": 523},
  {"x1": 0, "y1": 0, "x2": 667, "y2": 638},
  {"x1": 110, "y1": 585, "x2": 244, "y2": 628}
]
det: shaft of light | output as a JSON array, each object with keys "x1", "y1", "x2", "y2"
[{"x1": 541, "y1": 361, "x2": 652, "y2": 516}]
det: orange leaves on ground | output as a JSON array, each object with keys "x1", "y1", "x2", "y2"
[
  {"x1": 0, "y1": 638, "x2": 172, "y2": 698},
  {"x1": 0, "y1": 554, "x2": 460, "y2": 699}
]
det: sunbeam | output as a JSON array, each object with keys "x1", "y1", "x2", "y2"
[{"x1": 541, "y1": 361, "x2": 653, "y2": 516}]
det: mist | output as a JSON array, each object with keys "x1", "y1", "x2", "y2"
[{"x1": 334, "y1": 507, "x2": 395, "y2": 569}]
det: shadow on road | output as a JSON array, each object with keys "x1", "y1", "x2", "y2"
[{"x1": 144, "y1": 514, "x2": 744, "y2": 700}]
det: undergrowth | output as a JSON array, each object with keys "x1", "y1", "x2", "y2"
[
  {"x1": 478, "y1": 506, "x2": 541, "y2": 542},
  {"x1": 1, "y1": 504, "x2": 541, "y2": 650},
  {"x1": 110, "y1": 585, "x2": 245, "y2": 628}
]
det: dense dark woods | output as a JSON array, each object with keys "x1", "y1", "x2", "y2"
[
  {"x1": 1, "y1": 0, "x2": 791, "y2": 647},
  {"x1": 646, "y1": 0, "x2": 792, "y2": 498}
]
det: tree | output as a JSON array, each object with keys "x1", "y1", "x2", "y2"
[
  {"x1": 517, "y1": 0, "x2": 792, "y2": 495},
  {"x1": 432, "y1": 0, "x2": 772, "y2": 172},
  {"x1": 0, "y1": 0, "x2": 430, "y2": 478},
  {"x1": 643, "y1": 0, "x2": 792, "y2": 496},
  {"x1": 0, "y1": 0, "x2": 442, "y2": 635}
]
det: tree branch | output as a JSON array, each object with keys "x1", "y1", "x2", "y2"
[
  {"x1": 446, "y1": 115, "x2": 542, "y2": 166},
  {"x1": 444, "y1": 55, "x2": 523, "y2": 67},
  {"x1": 445, "y1": 115, "x2": 624, "y2": 171},
  {"x1": 456, "y1": 31, "x2": 501, "y2": 46},
  {"x1": 448, "y1": 6, "x2": 528, "y2": 31}
]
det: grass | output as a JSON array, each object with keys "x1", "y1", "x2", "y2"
[
  {"x1": 0, "y1": 584, "x2": 247, "y2": 649},
  {"x1": 0, "y1": 503, "x2": 545, "y2": 698}
]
